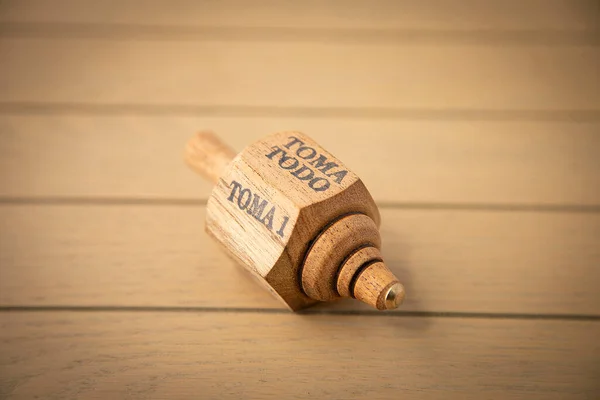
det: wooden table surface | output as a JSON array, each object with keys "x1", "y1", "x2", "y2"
[{"x1": 1, "y1": 1, "x2": 599, "y2": 399}]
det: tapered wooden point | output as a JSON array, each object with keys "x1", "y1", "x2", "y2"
[
  {"x1": 336, "y1": 246, "x2": 383, "y2": 298},
  {"x1": 352, "y1": 262, "x2": 405, "y2": 310}
]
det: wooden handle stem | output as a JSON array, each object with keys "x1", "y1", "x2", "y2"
[{"x1": 185, "y1": 131, "x2": 237, "y2": 184}]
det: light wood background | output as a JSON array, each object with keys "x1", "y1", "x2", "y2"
[{"x1": 1, "y1": 1, "x2": 599, "y2": 399}]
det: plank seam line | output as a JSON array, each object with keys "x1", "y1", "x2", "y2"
[
  {"x1": 1, "y1": 197, "x2": 600, "y2": 214},
  {"x1": 1, "y1": 306, "x2": 599, "y2": 321},
  {"x1": 1, "y1": 102, "x2": 599, "y2": 121},
  {"x1": 1, "y1": 22, "x2": 598, "y2": 45}
]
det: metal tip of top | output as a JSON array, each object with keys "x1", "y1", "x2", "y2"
[{"x1": 384, "y1": 283, "x2": 406, "y2": 310}]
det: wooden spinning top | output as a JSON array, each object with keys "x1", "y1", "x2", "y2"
[{"x1": 185, "y1": 131, "x2": 405, "y2": 311}]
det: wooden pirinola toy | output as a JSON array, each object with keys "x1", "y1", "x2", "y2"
[{"x1": 185, "y1": 131, "x2": 405, "y2": 311}]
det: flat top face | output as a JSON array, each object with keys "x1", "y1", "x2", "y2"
[{"x1": 240, "y1": 132, "x2": 360, "y2": 209}]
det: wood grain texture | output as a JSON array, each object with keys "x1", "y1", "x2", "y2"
[
  {"x1": 1, "y1": 204, "x2": 599, "y2": 315},
  {"x1": 1, "y1": 312, "x2": 598, "y2": 399},
  {"x1": 337, "y1": 246, "x2": 382, "y2": 298},
  {"x1": 1, "y1": 0, "x2": 598, "y2": 30},
  {"x1": 1, "y1": 116, "x2": 599, "y2": 206},
  {"x1": 1, "y1": 39, "x2": 598, "y2": 110},
  {"x1": 199, "y1": 131, "x2": 387, "y2": 310}
]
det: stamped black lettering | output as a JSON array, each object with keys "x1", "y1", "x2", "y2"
[
  {"x1": 265, "y1": 146, "x2": 285, "y2": 160},
  {"x1": 296, "y1": 146, "x2": 317, "y2": 159},
  {"x1": 276, "y1": 216, "x2": 290, "y2": 238},
  {"x1": 291, "y1": 165, "x2": 314, "y2": 181},
  {"x1": 265, "y1": 137, "x2": 349, "y2": 192},
  {"x1": 247, "y1": 194, "x2": 268, "y2": 220},
  {"x1": 261, "y1": 207, "x2": 275, "y2": 230},
  {"x1": 308, "y1": 177, "x2": 330, "y2": 192},
  {"x1": 227, "y1": 180, "x2": 290, "y2": 238},
  {"x1": 278, "y1": 154, "x2": 299, "y2": 170},
  {"x1": 308, "y1": 155, "x2": 339, "y2": 174},
  {"x1": 328, "y1": 169, "x2": 348, "y2": 184},
  {"x1": 227, "y1": 181, "x2": 243, "y2": 201},
  {"x1": 237, "y1": 188, "x2": 252, "y2": 210},
  {"x1": 284, "y1": 136, "x2": 305, "y2": 150}
]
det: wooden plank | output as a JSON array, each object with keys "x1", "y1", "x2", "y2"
[
  {"x1": 1, "y1": 0, "x2": 597, "y2": 30},
  {"x1": 1, "y1": 312, "x2": 598, "y2": 399},
  {"x1": 1, "y1": 39, "x2": 598, "y2": 111},
  {"x1": 2, "y1": 116, "x2": 599, "y2": 206},
  {"x1": 1, "y1": 204, "x2": 599, "y2": 315}
]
